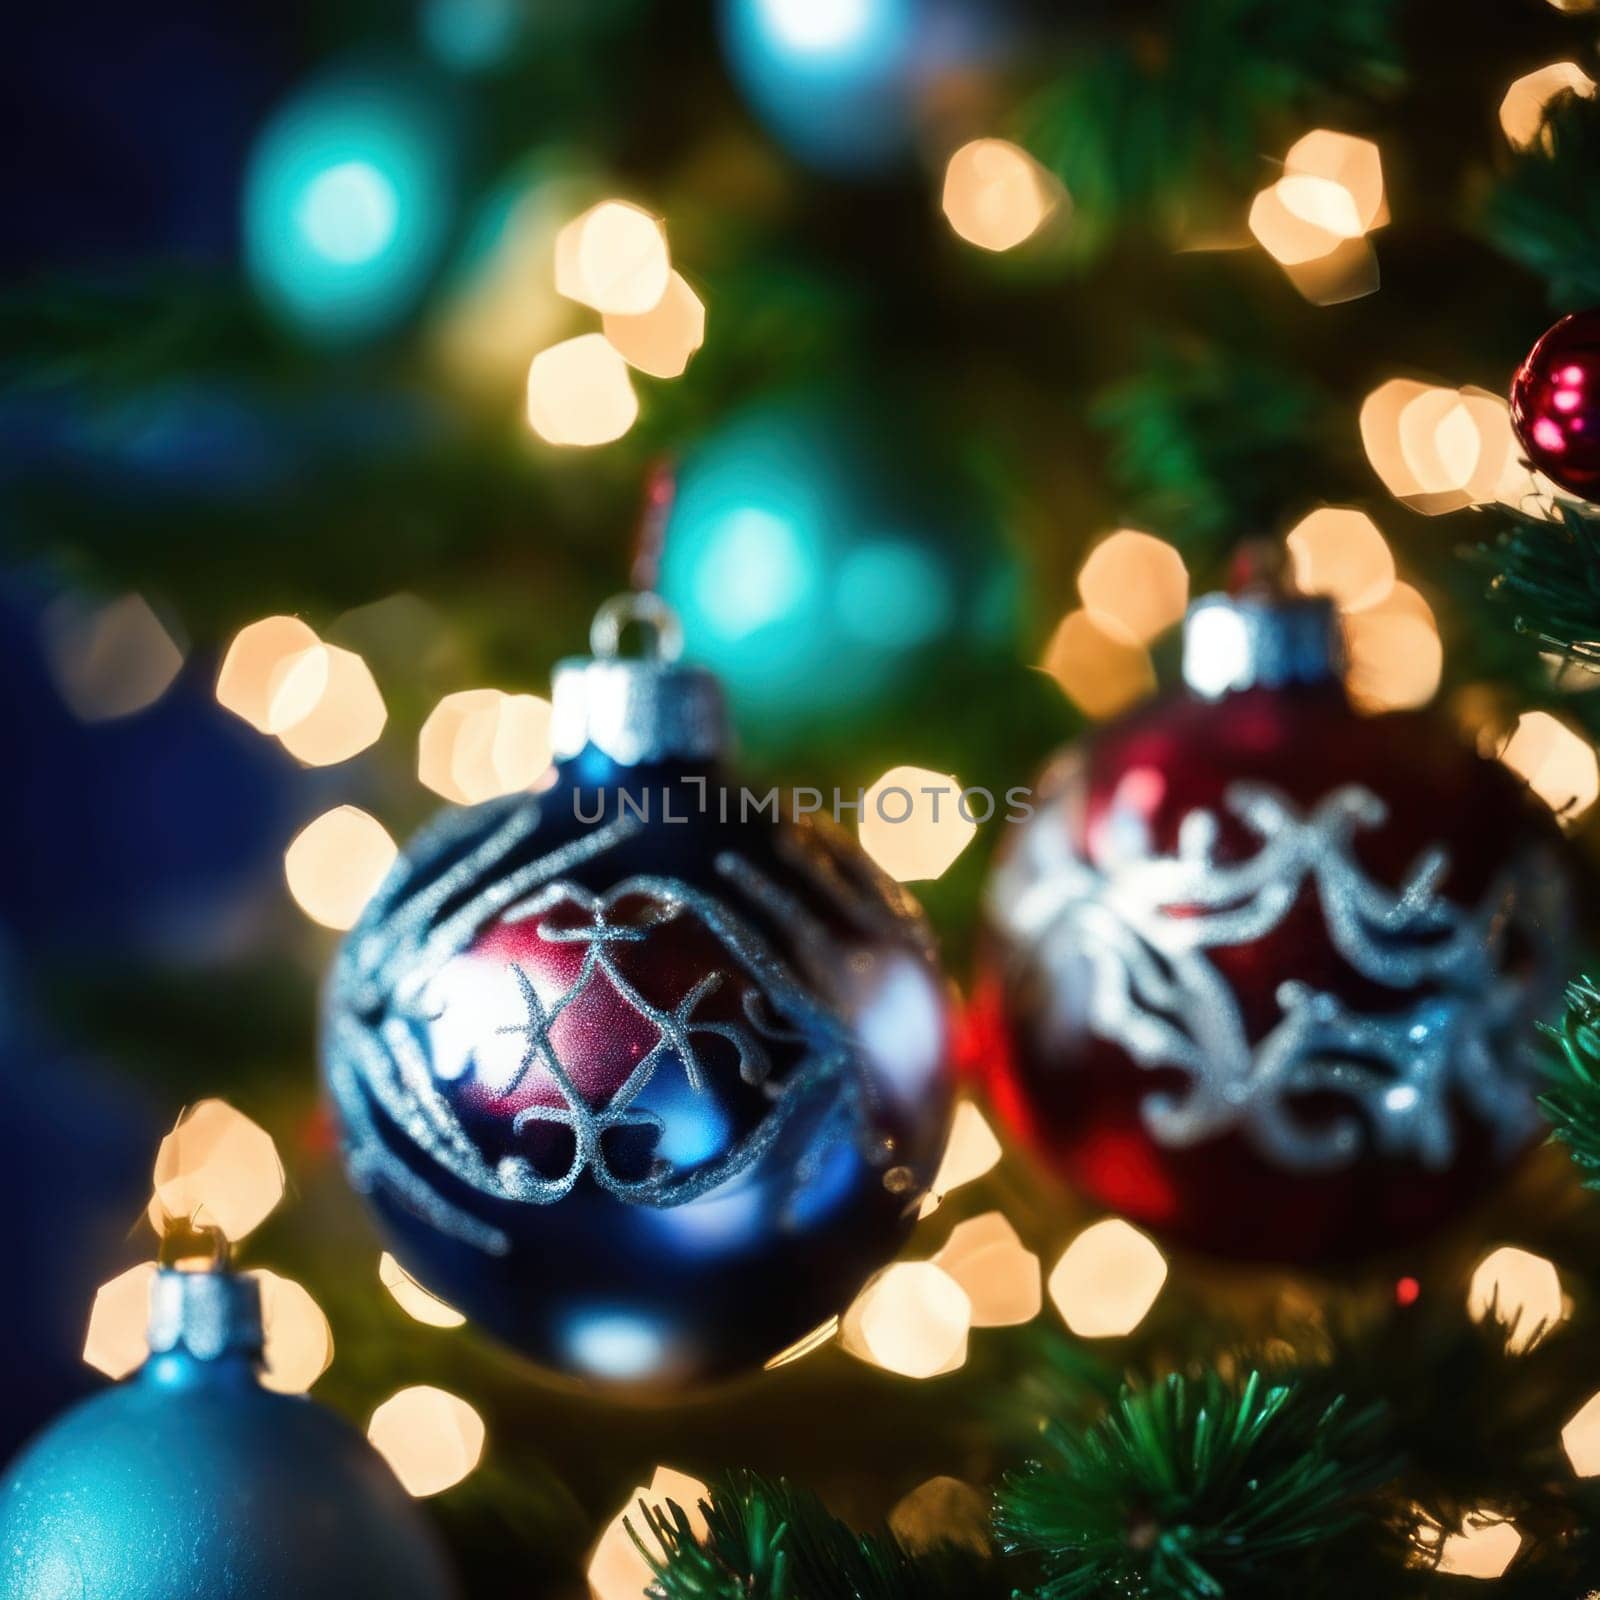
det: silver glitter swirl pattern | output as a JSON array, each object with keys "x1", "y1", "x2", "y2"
[{"x1": 990, "y1": 774, "x2": 1570, "y2": 1173}]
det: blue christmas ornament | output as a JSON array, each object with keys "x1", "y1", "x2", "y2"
[
  {"x1": 656, "y1": 391, "x2": 1018, "y2": 754},
  {"x1": 717, "y1": 0, "x2": 1009, "y2": 175},
  {"x1": 244, "y1": 61, "x2": 461, "y2": 342},
  {"x1": 0, "y1": 1269, "x2": 457, "y2": 1600},
  {"x1": 323, "y1": 594, "x2": 955, "y2": 1394}
]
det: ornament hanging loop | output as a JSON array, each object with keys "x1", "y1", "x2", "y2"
[{"x1": 590, "y1": 591, "x2": 684, "y2": 664}]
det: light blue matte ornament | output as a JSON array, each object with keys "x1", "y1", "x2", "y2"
[{"x1": 0, "y1": 1269, "x2": 458, "y2": 1600}]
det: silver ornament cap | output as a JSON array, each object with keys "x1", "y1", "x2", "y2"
[
  {"x1": 1182, "y1": 590, "x2": 1345, "y2": 700},
  {"x1": 550, "y1": 591, "x2": 729, "y2": 767},
  {"x1": 146, "y1": 1267, "x2": 265, "y2": 1364}
]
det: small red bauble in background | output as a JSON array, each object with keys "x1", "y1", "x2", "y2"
[
  {"x1": 1510, "y1": 309, "x2": 1600, "y2": 498},
  {"x1": 975, "y1": 587, "x2": 1577, "y2": 1264}
]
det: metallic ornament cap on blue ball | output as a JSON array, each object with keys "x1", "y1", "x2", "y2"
[
  {"x1": 0, "y1": 1267, "x2": 457, "y2": 1600},
  {"x1": 323, "y1": 592, "x2": 956, "y2": 1394}
]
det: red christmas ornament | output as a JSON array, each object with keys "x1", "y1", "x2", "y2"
[
  {"x1": 975, "y1": 588, "x2": 1577, "y2": 1263},
  {"x1": 1510, "y1": 309, "x2": 1600, "y2": 498}
]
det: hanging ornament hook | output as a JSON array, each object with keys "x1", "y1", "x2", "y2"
[{"x1": 590, "y1": 590, "x2": 685, "y2": 663}]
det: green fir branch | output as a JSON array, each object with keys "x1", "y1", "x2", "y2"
[
  {"x1": 634, "y1": 1471, "x2": 1007, "y2": 1600},
  {"x1": 1478, "y1": 501, "x2": 1600, "y2": 670},
  {"x1": 995, "y1": 1370, "x2": 1395, "y2": 1600},
  {"x1": 1481, "y1": 90, "x2": 1600, "y2": 312},
  {"x1": 1540, "y1": 976, "x2": 1600, "y2": 1186}
]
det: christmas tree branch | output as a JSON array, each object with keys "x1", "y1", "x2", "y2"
[
  {"x1": 995, "y1": 1370, "x2": 1395, "y2": 1600},
  {"x1": 1477, "y1": 502, "x2": 1600, "y2": 671},
  {"x1": 1540, "y1": 976, "x2": 1600, "y2": 1186}
]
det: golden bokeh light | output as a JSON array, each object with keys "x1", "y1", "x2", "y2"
[
  {"x1": 45, "y1": 592, "x2": 184, "y2": 723},
  {"x1": 602, "y1": 271, "x2": 706, "y2": 379},
  {"x1": 283, "y1": 805, "x2": 398, "y2": 931},
  {"x1": 418, "y1": 689, "x2": 554, "y2": 805},
  {"x1": 252, "y1": 1269, "x2": 334, "y2": 1394},
  {"x1": 379, "y1": 1252, "x2": 467, "y2": 1329},
  {"x1": 1282, "y1": 236, "x2": 1380, "y2": 306},
  {"x1": 1496, "y1": 711, "x2": 1600, "y2": 826},
  {"x1": 1562, "y1": 1390, "x2": 1600, "y2": 1476},
  {"x1": 1077, "y1": 530, "x2": 1189, "y2": 645},
  {"x1": 1248, "y1": 182, "x2": 1343, "y2": 266},
  {"x1": 917, "y1": 1099, "x2": 1003, "y2": 1218},
  {"x1": 1343, "y1": 582, "x2": 1443, "y2": 713},
  {"x1": 1468, "y1": 1245, "x2": 1566, "y2": 1354},
  {"x1": 527, "y1": 333, "x2": 639, "y2": 447},
  {"x1": 150, "y1": 1100, "x2": 285, "y2": 1243},
  {"x1": 367, "y1": 1386, "x2": 486, "y2": 1498},
  {"x1": 1415, "y1": 1510, "x2": 1524, "y2": 1580},
  {"x1": 859, "y1": 765, "x2": 978, "y2": 882},
  {"x1": 941, "y1": 138, "x2": 1060, "y2": 252},
  {"x1": 1040, "y1": 608, "x2": 1157, "y2": 719},
  {"x1": 272, "y1": 643, "x2": 387, "y2": 766},
  {"x1": 1362, "y1": 381, "x2": 1517, "y2": 514},
  {"x1": 1499, "y1": 62, "x2": 1596, "y2": 151},
  {"x1": 932, "y1": 1211, "x2": 1041, "y2": 1328},
  {"x1": 554, "y1": 199, "x2": 671, "y2": 315},
  {"x1": 215, "y1": 615, "x2": 322, "y2": 732},
  {"x1": 1048, "y1": 1219, "x2": 1168, "y2": 1339},
  {"x1": 889, "y1": 1476, "x2": 991, "y2": 1555},
  {"x1": 763, "y1": 1314, "x2": 841, "y2": 1371},
  {"x1": 1285, "y1": 508, "x2": 1395, "y2": 613},
  {"x1": 1283, "y1": 130, "x2": 1386, "y2": 233},
  {"x1": 83, "y1": 1262, "x2": 158, "y2": 1379},
  {"x1": 587, "y1": 1466, "x2": 710, "y2": 1600},
  {"x1": 840, "y1": 1261, "x2": 972, "y2": 1379}
]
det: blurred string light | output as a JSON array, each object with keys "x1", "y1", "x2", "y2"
[
  {"x1": 252, "y1": 1270, "x2": 335, "y2": 1394},
  {"x1": 1360, "y1": 380, "x2": 1522, "y2": 515},
  {"x1": 1039, "y1": 609, "x2": 1156, "y2": 719},
  {"x1": 1249, "y1": 130, "x2": 1386, "y2": 304},
  {"x1": 527, "y1": 333, "x2": 639, "y2": 447},
  {"x1": 889, "y1": 1476, "x2": 991, "y2": 1555},
  {"x1": 244, "y1": 66, "x2": 459, "y2": 341},
  {"x1": 43, "y1": 593, "x2": 184, "y2": 723},
  {"x1": 1285, "y1": 508, "x2": 1395, "y2": 613},
  {"x1": 587, "y1": 1466, "x2": 710, "y2": 1600},
  {"x1": 1343, "y1": 583, "x2": 1444, "y2": 714},
  {"x1": 839, "y1": 1260, "x2": 972, "y2": 1378},
  {"x1": 941, "y1": 138, "x2": 1061, "y2": 252},
  {"x1": 859, "y1": 765, "x2": 977, "y2": 881},
  {"x1": 419, "y1": 0, "x2": 526, "y2": 71},
  {"x1": 1413, "y1": 1510, "x2": 1523, "y2": 1580},
  {"x1": 603, "y1": 271, "x2": 707, "y2": 379},
  {"x1": 84, "y1": 1263, "x2": 160, "y2": 1380},
  {"x1": 216, "y1": 615, "x2": 322, "y2": 731},
  {"x1": 367, "y1": 1385, "x2": 485, "y2": 1497},
  {"x1": 555, "y1": 200, "x2": 671, "y2": 315},
  {"x1": 1499, "y1": 62, "x2": 1596, "y2": 151},
  {"x1": 918, "y1": 1099, "x2": 1003, "y2": 1218},
  {"x1": 1563, "y1": 1390, "x2": 1600, "y2": 1476},
  {"x1": 418, "y1": 689, "x2": 554, "y2": 804},
  {"x1": 284, "y1": 806, "x2": 398, "y2": 930},
  {"x1": 931, "y1": 1212, "x2": 1042, "y2": 1327},
  {"x1": 1495, "y1": 710, "x2": 1600, "y2": 825},
  {"x1": 379, "y1": 1252, "x2": 467, "y2": 1329},
  {"x1": 1467, "y1": 1245, "x2": 1566, "y2": 1354},
  {"x1": 149, "y1": 1100, "x2": 285, "y2": 1243},
  {"x1": 1077, "y1": 530, "x2": 1189, "y2": 645},
  {"x1": 1047, "y1": 1219, "x2": 1168, "y2": 1338}
]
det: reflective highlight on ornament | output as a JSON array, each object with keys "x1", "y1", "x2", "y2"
[
  {"x1": 419, "y1": 689, "x2": 554, "y2": 804},
  {"x1": 1499, "y1": 62, "x2": 1596, "y2": 151},
  {"x1": 527, "y1": 333, "x2": 639, "y2": 446},
  {"x1": 840, "y1": 1261, "x2": 972, "y2": 1378},
  {"x1": 1495, "y1": 712, "x2": 1600, "y2": 826},
  {"x1": 380, "y1": 1252, "x2": 467, "y2": 1328},
  {"x1": 560, "y1": 1309, "x2": 675, "y2": 1383},
  {"x1": 1047, "y1": 1219, "x2": 1167, "y2": 1338},
  {"x1": 859, "y1": 765, "x2": 978, "y2": 882},
  {"x1": 918, "y1": 1099, "x2": 1003, "y2": 1218},
  {"x1": 1468, "y1": 1246, "x2": 1565, "y2": 1354},
  {"x1": 367, "y1": 1386, "x2": 486, "y2": 1497},
  {"x1": 1077, "y1": 531, "x2": 1188, "y2": 646},
  {"x1": 932, "y1": 1212, "x2": 1041, "y2": 1327},
  {"x1": 1285, "y1": 508, "x2": 1394, "y2": 614},
  {"x1": 555, "y1": 200, "x2": 671, "y2": 315},
  {"x1": 44, "y1": 593, "x2": 184, "y2": 723},
  {"x1": 285, "y1": 806, "x2": 399, "y2": 930},
  {"x1": 151, "y1": 1100, "x2": 286, "y2": 1242},
  {"x1": 252, "y1": 1270, "x2": 334, "y2": 1393},
  {"x1": 603, "y1": 271, "x2": 706, "y2": 379},
  {"x1": 587, "y1": 1466, "x2": 710, "y2": 1600},
  {"x1": 941, "y1": 139, "x2": 1060, "y2": 253},
  {"x1": 763, "y1": 1313, "x2": 840, "y2": 1369},
  {"x1": 83, "y1": 1263, "x2": 160, "y2": 1379},
  {"x1": 1040, "y1": 609, "x2": 1156, "y2": 719}
]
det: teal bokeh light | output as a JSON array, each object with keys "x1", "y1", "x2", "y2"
[
  {"x1": 658, "y1": 393, "x2": 1017, "y2": 749},
  {"x1": 244, "y1": 65, "x2": 459, "y2": 341}
]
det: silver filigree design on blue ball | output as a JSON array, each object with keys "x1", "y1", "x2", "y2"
[{"x1": 990, "y1": 775, "x2": 1568, "y2": 1173}]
